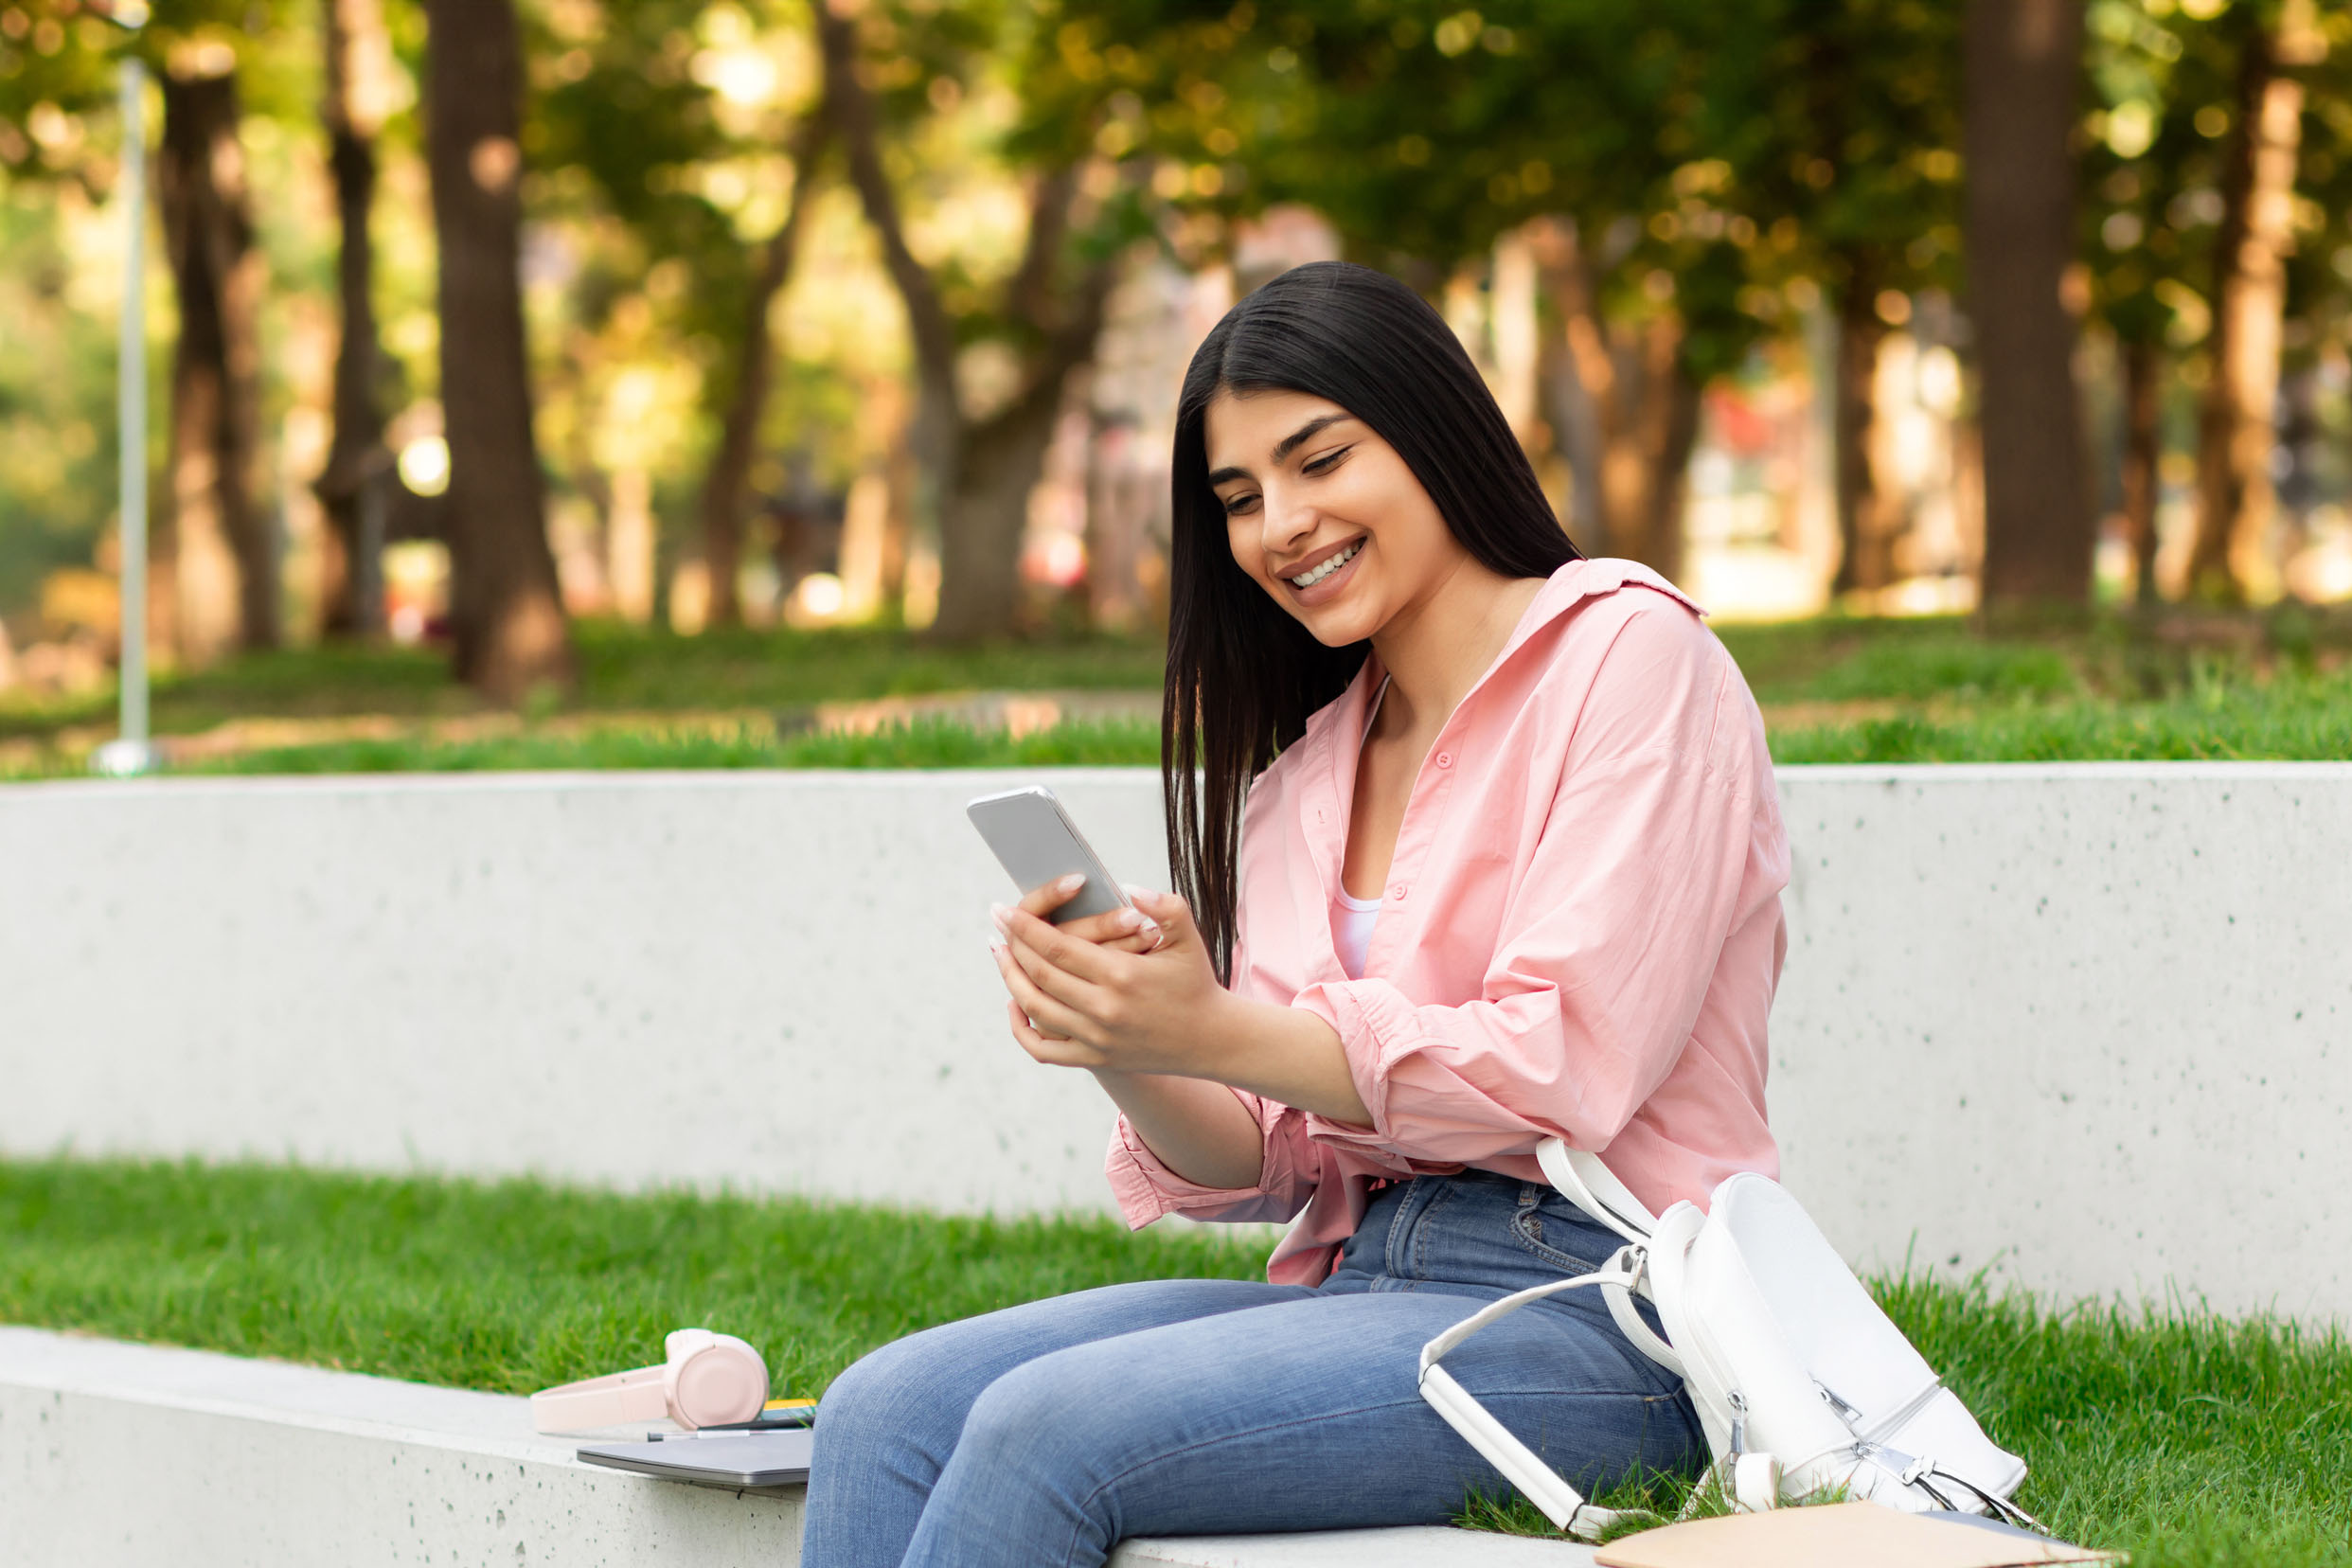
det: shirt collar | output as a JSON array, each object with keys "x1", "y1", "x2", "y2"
[{"x1": 1287, "y1": 557, "x2": 1704, "y2": 833}]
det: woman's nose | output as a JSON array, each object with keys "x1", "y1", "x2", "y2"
[{"x1": 1259, "y1": 485, "x2": 1318, "y2": 555}]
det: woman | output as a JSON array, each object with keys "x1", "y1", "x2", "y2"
[{"x1": 802, "y1": 261, "x2": 1788, "y2": 1567}]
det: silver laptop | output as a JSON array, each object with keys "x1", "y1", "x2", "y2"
[{"x1": 577, "y1": 1429, "x2": 814, "y2": 1490}]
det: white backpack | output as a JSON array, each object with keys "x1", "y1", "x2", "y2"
[{"x1": 1417, "y1": 1140, "x2": 2035, "y2": 1542}]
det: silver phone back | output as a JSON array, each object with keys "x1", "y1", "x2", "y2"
[{"x1": 966, "y1": 786, "x2": 1131, "y2": 923}]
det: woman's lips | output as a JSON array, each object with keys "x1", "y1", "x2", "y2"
[{"x1": 1287, "y1": 538, "x2": 1365, "y2": 605}]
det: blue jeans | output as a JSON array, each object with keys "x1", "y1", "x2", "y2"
[{"x1": 801, "y1": 1170, "x2": 1702, "y2": 1568}]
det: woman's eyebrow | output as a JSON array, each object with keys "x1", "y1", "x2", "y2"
[
  {"x1": 1205, "y1": 413, "x2": 1350, "y2": 488},
  {"x1": 1270, "y1": 414, "x2": 1348, "y2": 465}
]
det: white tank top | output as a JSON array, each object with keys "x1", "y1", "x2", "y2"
[
  {"x1": 1332, "y1": 889, "x2": 1381, "y2": 979},
  {"x1": 1332, "y1": 674, "x2": 1389, "y2": 979}
]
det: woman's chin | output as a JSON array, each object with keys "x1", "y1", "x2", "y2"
[{"x1": 1297, "y1": 599, "x2": 1382, "y2": 648}]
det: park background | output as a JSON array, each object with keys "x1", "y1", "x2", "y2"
[
  {"x1": 2, "y1": 3, "x2": 2350, "y2": 1565},
  {"x1": 0, "y1": 0, "x2": 2347, "y2": 770}
]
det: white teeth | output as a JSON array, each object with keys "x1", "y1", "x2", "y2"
[{"x1": 1289, "y1": 541, "x2": 1361, "y2": 588}]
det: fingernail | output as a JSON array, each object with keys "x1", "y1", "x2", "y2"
[
  {"x1": 1057, "y1": 873, "x2": 1087, "y2": 892},
  {"x1": 1115, "y1": 907, "x2": 1143, "y2": 930},
  {"x1": 989, "y1": 903, "x2": 1012, "y2": 934},
  {"x1": 1138, "y1": 918, "x2": 1163, "y2": 941}
]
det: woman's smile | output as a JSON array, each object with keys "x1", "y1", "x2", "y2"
[{"x1": 1283, "y1": 536, "x2": 1366, "y2": 600}]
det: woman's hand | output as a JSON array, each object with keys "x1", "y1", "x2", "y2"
[
  {"x1": 991, "y1": 885, "x2": 1224, "y2": 1073},
  {"x1": 997, "y1": 875, "x2": 1161, "y2": 982},
  {"x1": 991, "y1": 886, "x2": 1373, "y2": 1127}
]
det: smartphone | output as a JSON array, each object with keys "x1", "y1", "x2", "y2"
[{"x1": 966, "y1": 785, "x2": 1133, "y2": 924}]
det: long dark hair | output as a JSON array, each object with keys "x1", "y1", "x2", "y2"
[{"x1": 1164, "y1": 260, "x2": 1580, "y2": 981}]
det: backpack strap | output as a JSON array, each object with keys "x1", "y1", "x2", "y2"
[
  {"x1": 1417, "y1": 1254, "x2": 1654, "y2": 1541},
  {"x1": 1536, "y1": 1137, "x2": 1661, "y2": 1243}
]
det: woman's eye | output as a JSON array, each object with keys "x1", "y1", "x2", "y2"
[
  {"x1": 1303, "y1": 446, "x2": 1352, "y2": 476},
  {"x1": 1221, "y1": 492, "x2": 1260, "y2": 517}
]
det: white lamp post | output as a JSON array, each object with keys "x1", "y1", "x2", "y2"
[{"x1": 93, "y1": 3, "x2": 156, "y2": 777}]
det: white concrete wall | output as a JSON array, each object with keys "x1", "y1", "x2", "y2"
[
  {"x1": 1, "y1": 765, "x2": 2345, "y2": 1320},
  {"x1": 1769, "y1": 764, "x2": 2350, "y2": 1323}
]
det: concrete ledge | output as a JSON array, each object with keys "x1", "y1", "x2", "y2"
[
  {"x1": 0, "y1": 1326, "x2": 1591, "y2": 1566},
  {"x1": 0, "y1": 1325, "x2": 806, "y2": 1564},
  {"x1": 3, "y1": 764, "x2": 2347, "y2": 1318}
]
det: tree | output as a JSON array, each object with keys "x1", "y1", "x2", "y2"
[
  {"x1": 2, "y1": 6, "x2": 294, "y2": 660},
  {"x1": 156, "y1": 57, "x2": 274, "y2": 659},
  {"x1": 2081, "y1": 0, "x2": 2229, "y2": 605},
  {"x1": 2184, "y1": 0, "x2": 2325, "y2": 601},
  {"x1": 694, "y1": 104, "x2": 832, "y2": 628},
  {"x1": 313, "y1": 0, "x2": 396, "y2": 636},
  {"x1": 421, "y1": 0, "x2": 571, "y2": 697},
  {"x1": 818, "y1": 0, "x2": 1129, "y2": 641},
  {"x1": 526, "y1": 0, "x2": 817, "y2": 629},
  {"x1": 1706, "y1": 0, "x2": 1965, "y2": 597},
  {"x1": 1144, "y1": 0, "x2": 1770, "y2": 579},
  {"x1": 1966, "y1": 0, "x2": 2095, "y2": 608}
]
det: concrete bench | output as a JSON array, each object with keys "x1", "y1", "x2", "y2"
[
  {"x1": 0, "y1": 1326, "x2": 1592, "y2": 1566},
  {"x1": 3, "y1": 763, "x2": 2348, "y2": 1318}
]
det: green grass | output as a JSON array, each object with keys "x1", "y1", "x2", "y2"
[
  {"x1": 1771, "y1": 665, "x2": 2352, "y2": 763},
  {"x1": 3, "y1": 1157, "x2": 2346, "y2": 1565},
  {"x1": 0, "y1": 1155, "x2": 1266, "y2": 1402},
  {"x1": 186, "y1": 716, "x2": 1163, "y2": 775},
  {"x1": 5, "y1": 610, "x2": 2349, "y2": 775},
  {"x1": 0, "y1": 621, "x2": 1169, "y2": 745}
]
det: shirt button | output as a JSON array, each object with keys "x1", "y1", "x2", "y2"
[
  {"x1": 1389, "y1": 883, "x2": 1407, "y2": 902},
  {"x1": 1435, "y1": 752, "x2": 1453, "y2": 769}
]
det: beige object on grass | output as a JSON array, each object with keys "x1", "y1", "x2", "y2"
[{"x1": 1593, "y1": 1504, "x2": 2123, "y2": 1568}]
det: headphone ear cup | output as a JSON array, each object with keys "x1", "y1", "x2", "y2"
[{"x1": 671, "y1": 1333, "x2": 769, "y2": 1430}]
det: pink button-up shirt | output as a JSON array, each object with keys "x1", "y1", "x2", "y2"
[{"x1": 1105, "y1": 559, "x2": 1790, "y2": 1285}]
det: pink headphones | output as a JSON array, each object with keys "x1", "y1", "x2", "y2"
[{"x1": 529, "y1": 1328, "x2": 770, "y2": 1434}]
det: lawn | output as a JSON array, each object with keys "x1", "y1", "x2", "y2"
[
  {"x1": 2, "y1": 1157, "x2": 2344, "y2": 1566},
  {"x1": 3, "y1": 606, "x2": 2349, "y2": 777}
]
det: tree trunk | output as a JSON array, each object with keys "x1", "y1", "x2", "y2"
[
  {"x1": 1532, "y1": 218, "x2": 1693, "y2": 580},
  {"x1": 422, "y1": 0, "x2": 571, "y2": 698},
  {"x1": 1965, "y1": 0, "x2": 2094, "y2": 608},
  {"x1": 1530, "y1": 218, "x2": 1608, "y2": 551},
  {"x1": 817, "y1": 0, "x2": 959, "y2": 558},
  {"x1": 315, "y1": 0, "x2": 392, "y2": 638},
  {"x1": 157, "y1": 67, "x2": 275, "y2": 661},
  {"x1": 2185, "y1": 0, "x2": 2315, "y2": 602},
  {"x1": 1831, "y1": 280, "x2": 1895, "y2": 595},
  {"x1": 2118, "y1": 335, "x2": 2163, "y2": 604},
  {"x1": 822, "y1": 4, "x2": 1114, "y2": 641},
  {"x1": 933, "y1": 396, "x2": 1065, "y2": 642},
  {"x1": 928, "y1": 259, "x2": 1115, "y2": 641},
  {"x1": 698, "y1": 110, "x2": 832, "y2": 627},
  {"x1": 1628, "y1": 328, "x2": 1699, "y2": 587}
]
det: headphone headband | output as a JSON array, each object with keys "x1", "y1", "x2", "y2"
[{"x1": 530, "y1": 1330, "x2": 768, "y2": 1434}]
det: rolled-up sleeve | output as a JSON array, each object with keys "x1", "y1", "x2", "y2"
[
  {"x1": 1102, "y1": 921, "x2": 1327, "y2": 1229},
  {"x1": 1291, "y1": 605, "x2": 1758, "y2": 1167},
  {"x1": 1103, "y1": 1092, "x2": 1320, "y2": 1228}
]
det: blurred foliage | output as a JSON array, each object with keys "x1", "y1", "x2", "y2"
[
  {"x1": 2082, "y1": 0, "x2": 2352, "y2": 352},
  {"x1": 1, "y1": 0, "x2": 2351, "y2": 631}
]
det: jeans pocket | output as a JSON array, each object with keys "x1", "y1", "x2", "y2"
[{"x1": 1509, "y1": 1183, "x2": 1609, "y2": 1275}]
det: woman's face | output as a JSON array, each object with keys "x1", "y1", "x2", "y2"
[{"x1": 1204, "y1": 388, "x2": 1470, "y2": 649}]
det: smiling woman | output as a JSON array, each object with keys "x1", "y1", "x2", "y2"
[
  {"x1": 1168, "y1": 262, "x2": 1581, "y2": 970},
  {"x1": 800, "y1": 263, "x2": 1787, "y2": 1568}
]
